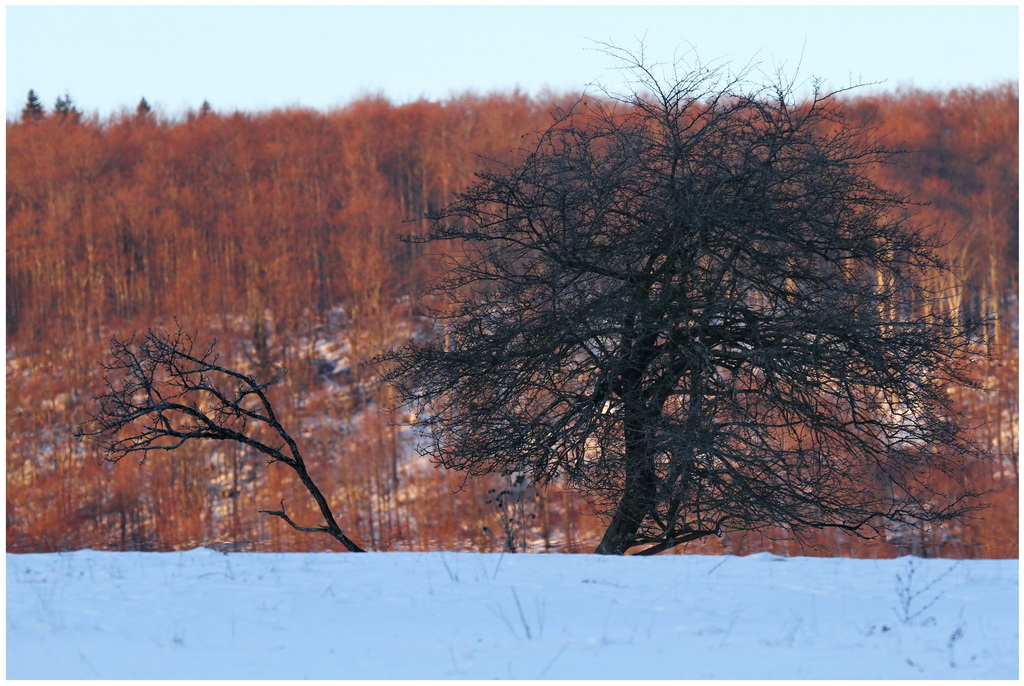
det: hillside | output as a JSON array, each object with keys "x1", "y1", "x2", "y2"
[{"x1": 6, "y1": 86, "x2": 1018, "y2": 556}]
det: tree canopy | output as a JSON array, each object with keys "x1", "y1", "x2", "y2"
[{"x1": 380, "y1": 48, "x2": 985, "y2": 555}]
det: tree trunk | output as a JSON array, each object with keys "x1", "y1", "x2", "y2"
[
  {"x1": 595, "y1": 399, "x2": 658, "y2": 555},
  {"x1": 594, "y1": 488, "x2": 651, "y2": 554}
]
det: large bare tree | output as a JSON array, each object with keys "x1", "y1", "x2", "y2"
[{"x1": 378, "y1": 48, "x2": 985, "y2": 555}]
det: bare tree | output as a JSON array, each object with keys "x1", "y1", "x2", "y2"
[
  {"x1": 74, "y1": 327, "x2": 365, "y2": 552},
  {"x1": 377, "y1": 47, "x2": 986, "y2": 555}
]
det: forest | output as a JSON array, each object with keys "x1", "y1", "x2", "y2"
[{"x1": 6, "y1": 84, "x2": 1018, "y2": 557}]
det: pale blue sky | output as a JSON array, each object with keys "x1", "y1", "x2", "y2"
[{"x1": 6, "y1": 4, "x2": 1019, "y2": 120}]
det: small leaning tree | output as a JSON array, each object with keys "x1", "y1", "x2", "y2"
[
  {"x1": 74, "y1": 328, "x2": 365, "y2": 552},
  {"x1": 377, "y1": 47, "x2": 986, "y2": 555}
]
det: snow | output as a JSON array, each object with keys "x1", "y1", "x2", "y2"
[{"x1": 6, "y1": 549, "x2": 1018, "y2": 680}]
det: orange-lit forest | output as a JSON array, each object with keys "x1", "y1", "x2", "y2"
[{"x1": 6, "y1": 85, "x2": 1018, "y2": 557}]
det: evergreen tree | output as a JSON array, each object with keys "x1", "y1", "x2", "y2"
[
  {"x1": 54, "y1": 90, "x2": 80, "y2": 121},
  {"x1": 136, "y1": 97, "x2": 152, "y2": 122},
  {"x1": 21, "y1": 90, "x2": 45, "y2": 122}
]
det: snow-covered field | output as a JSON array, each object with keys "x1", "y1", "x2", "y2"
[{"x1": 6, "y1": 549, "x2": 1018, "y2": 680}]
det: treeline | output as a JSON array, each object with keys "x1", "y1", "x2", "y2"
[
  {"x1": 6, "y1": 85, "x2": 1018, "y2": 556},
  {"x1": 7, "y1": 92, "x2": 558, "y2": 346}
]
